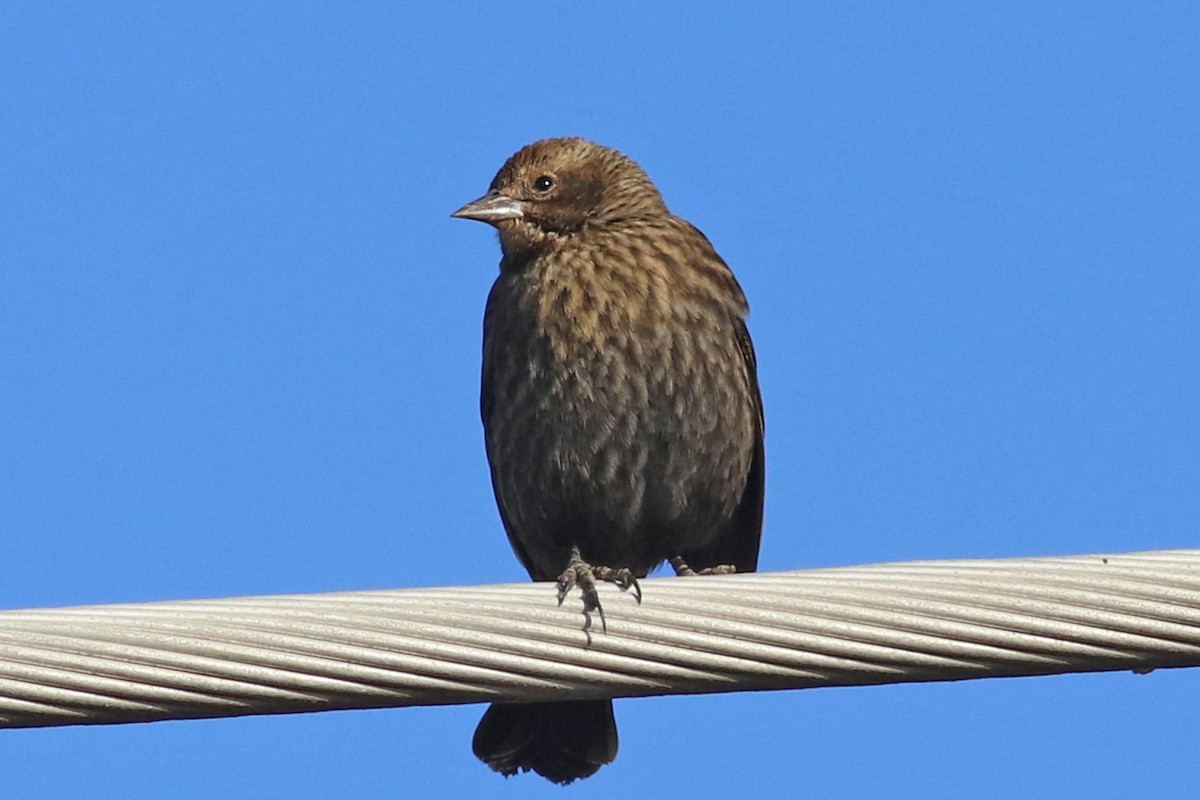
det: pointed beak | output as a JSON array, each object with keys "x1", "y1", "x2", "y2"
[{"x1": 451, "y1": 191, "x2": 526, "y2": 224}]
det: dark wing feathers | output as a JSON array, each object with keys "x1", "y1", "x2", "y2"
[{"x1": 678, "y1": 318, "x2": 764, "y2": 573}]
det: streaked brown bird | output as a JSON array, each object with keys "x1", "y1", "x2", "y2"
[{"x1": 451, "y1": 137, "x2": 764, "y2": 784}]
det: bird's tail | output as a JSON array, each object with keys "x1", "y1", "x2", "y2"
[{"x1": 472, "y1": 700, "x2": 618, "y2": 785}]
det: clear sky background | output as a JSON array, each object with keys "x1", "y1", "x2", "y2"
[{"x1": 2, "y1": 3, "x2": 1198, "y2": 798}]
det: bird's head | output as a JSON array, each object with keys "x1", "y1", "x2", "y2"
[{"x1": 452, "y1": 137, "x2": 668, "y2": 255}]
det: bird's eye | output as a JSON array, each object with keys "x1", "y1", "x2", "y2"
[{"x1": 532, "y1": 175, "x2": 555, "y2": 193}]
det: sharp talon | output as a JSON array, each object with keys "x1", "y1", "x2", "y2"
[
  {"x1": 556, "y1": 547, "x2": 639, "y2": 632},
  {"x1": 556, "y1": 571, "x2": 576, "y2": 606},
  {"x1": 579, "y1": 573, "x2": 604, "y2": 632}
]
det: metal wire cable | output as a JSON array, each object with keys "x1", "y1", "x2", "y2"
[{"x1": 1, "y1": 549, "x2": 1197, "y2": 728}]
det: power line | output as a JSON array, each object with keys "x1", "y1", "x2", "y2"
[{"x1": 1, "y1": 549, "x2": 1197, "y2": 728}]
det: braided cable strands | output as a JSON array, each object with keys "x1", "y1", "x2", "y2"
[{"x1": 0, "y1": 549, "x2": 1197, "y2": 729}]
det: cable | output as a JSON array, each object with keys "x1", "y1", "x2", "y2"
[{"x1": 1, "y1": 549, "x2": 1197, "y2": 728}]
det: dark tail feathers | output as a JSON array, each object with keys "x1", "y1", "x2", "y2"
[{"x1": 472, "y1": 700, "x2": 617, "y2": 785}]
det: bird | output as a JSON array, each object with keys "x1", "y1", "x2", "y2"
[{"x1": 451, "y1": 137, "x2": 765, "y2": 784}]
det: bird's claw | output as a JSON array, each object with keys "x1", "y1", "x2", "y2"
[
  {"x1": 556, "y1": 547, "x2": 642, "y2": 634},
  {"x1": 590, "y1": 565, "x2": 643, "y2": 604},
  {"x1": 669, "y1": 556, "x2": 738, "y2": 577}
]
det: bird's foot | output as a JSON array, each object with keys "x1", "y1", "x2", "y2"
[
  {"x1": 556, "y1": 546, "x2": 642, "y2": 634},
  {"x1": 668, "y1": 556, "x2": 739, "y2": 577}
]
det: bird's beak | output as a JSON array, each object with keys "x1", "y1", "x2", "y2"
[{"x1": 451, "y1": 191, "x2": 526, "y2": 224}]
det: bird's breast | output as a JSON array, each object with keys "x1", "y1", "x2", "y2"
[{"x1": 482, "y1": 225, "x2": 755, "y2": 576}]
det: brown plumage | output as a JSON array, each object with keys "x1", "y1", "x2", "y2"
[{"x1": 452, "y1": 137, "x2": 765, "y2": 784}]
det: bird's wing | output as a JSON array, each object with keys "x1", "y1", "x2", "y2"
[
  {"x1": 679, "y1": 317, "x2": 765, "y2": 573},
  {"x1": 480, "y1": 290, "x2": 543, "y2": 580}
]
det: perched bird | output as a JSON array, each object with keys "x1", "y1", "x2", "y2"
[{"x1": 451, "y1": 137, "x2": 765, "y2": 784}]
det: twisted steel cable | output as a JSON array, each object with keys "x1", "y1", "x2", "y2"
[{"x1": 1, "y1": 549, "x2": 1197, "y2": 728}]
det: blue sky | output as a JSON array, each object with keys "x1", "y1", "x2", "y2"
[{"x1": 2, "y1": 3, "x2": 1198, "y2": 797}]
